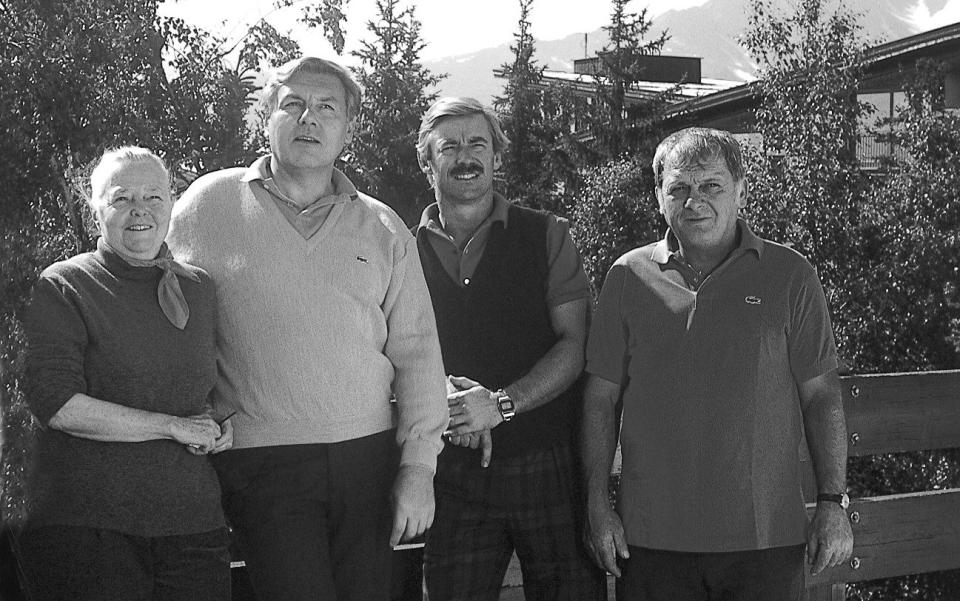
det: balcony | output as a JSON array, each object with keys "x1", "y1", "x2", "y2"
[{"x1": 857, "y1": 133, "x2": 910, "y2": 170}]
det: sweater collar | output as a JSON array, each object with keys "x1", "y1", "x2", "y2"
[
  {"x1": 95, "y1": 237, "x2": 165, "y2": 281},
  {"x1": 242, "y1": 155, "x2": 358, "y2": 210},
  {"x1": 95, "y1": 237, "x2": 199, "y2": 329}
]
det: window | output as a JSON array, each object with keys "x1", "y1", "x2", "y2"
[{"x1": 857, "y1": 91, "x2": 907, "y2": 169}]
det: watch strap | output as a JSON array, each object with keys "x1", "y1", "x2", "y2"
[{"x1": 816, "y1": 493, "x2": 849, "y2": 508}]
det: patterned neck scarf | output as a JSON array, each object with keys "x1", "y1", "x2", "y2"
[{"x1": 100, "y1": 238, "x2": 201, "y2": 330}]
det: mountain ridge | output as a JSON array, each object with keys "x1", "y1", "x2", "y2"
[{"x1": 425, "y1": 0, "x2": 940, "y2": 104}]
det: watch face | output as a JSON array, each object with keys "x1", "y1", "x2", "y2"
[
  {"x1": 497, "y1": 394, "x2": 516, "y2": 420},
  {"x1": 841, "y1": 493, "x2": 850, "y2": 509}
]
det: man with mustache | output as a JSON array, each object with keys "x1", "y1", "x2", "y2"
[
  {"x1": 167, "y1": 56, "x2": 448, "y2": 601},
  {"x1": 413, "y1": 97, "x2": 607, "y2": 600},
  {"x1": 582, "y1": 127, "x2": 853, "y2": 600}
]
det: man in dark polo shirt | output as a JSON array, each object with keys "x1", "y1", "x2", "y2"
[
  {"x1": 413, "y1": 97, "x2": 607, "y2": 600},
  {"x1": 581, "y1": 127, "x2": 854, "y2": 600}
]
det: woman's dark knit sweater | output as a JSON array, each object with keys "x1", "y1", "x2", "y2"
[{"x1": 23, "y1": 243, "x2": 224, "y2": 536}]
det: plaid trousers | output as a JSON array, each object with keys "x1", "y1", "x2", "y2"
[{"x1": 424, "y1": 443, "x2": 607, "y2": 601}]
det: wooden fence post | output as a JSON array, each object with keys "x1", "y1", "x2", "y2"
[{"x1": 806, "y1": 583, "x2": 845, "y2": 601}]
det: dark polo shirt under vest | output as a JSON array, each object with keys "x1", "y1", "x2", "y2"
[{"x1": 417, "y1": 204, "x2": 578, "y2": 462}]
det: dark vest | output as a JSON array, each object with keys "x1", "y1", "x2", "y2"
[{"x1": 417, "y1": 204, "x2": 577, "y2": 462}]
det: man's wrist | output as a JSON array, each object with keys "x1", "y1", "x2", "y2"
[
  {"x1": 586, "y1": 488, "x2": 613, "y2": 510},
  {"x1": 398, "y1": 461, "x2": 435, "y2": 477},
  {"x1": 399, "y1": 439, "x2": 440, "y2": 473},
  {"x1": 816, "y1": 492, "x2": 850, "y2": 509}
]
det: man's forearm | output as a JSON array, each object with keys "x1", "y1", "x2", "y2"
[
  {"x1": 392, "y1": 345, "x2": 448, "y2": 470},
  {"x1": 800, "y1": 372, "x2": 848, "y2": 494},
  {"x1": 394, "y1": 366, "x2": 448, "y2": 471},
  {"x1": 801, "y1": 371, "x2": 855, "y2": 574},
  {"x1": 804, "y1": 401, "x2": 847, "y2": 493},
  {"x1": 505, "y1": 336, "x2": 583, "y2": 414},
  {"x1": 386, "y1": 241, "x2": 450, "y2": 471},
  {"x1": 581, "y1": 376, "x2": 620, "y2": 504},
  {"x1": 504, "y1": 297, "x2": 588, "y2": 414}
]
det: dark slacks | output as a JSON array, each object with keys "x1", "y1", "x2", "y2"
[
  {"x1": 618, "y1": 544, "x2": 806, "y2": 601},
  {"x1": 212, "y1": 430, "x2": 399, "y2": 601},
  {"x1": 424, "y1": 443, "x2": 607, "y2": 601},
  {"x1": 18, "y1": 525, "x2": 230, "y2": 601}
]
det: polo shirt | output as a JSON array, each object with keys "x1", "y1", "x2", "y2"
[
  {"x1": 245, "y1": 157, "x2": 356, "y2": 240},
  {"x1": 417, "y1": 195, "x2": 590, "y2": 307},
  {"x1": 586, "y1": 219, "x2": 838, "y2": 552}
]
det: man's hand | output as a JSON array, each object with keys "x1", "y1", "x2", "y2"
[
  {"x1": 446, "y1": 375, "x2": 502, "y2": 435},
  {"x1": 446, "y1": 429, "x2": 493, "y2": 467},
  {"x1": 584, "y1": 498, "x2": 629, "y2": 577},
  {"x1": 390, "y1": 464, "x2": 435, "y2": 547},
  {"x1": 807, "y1": 502, "x2": 854, "y2": 575}
]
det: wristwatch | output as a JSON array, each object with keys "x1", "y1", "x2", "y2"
[
  {"x1": 495, "y1": 389, "x2": 516, "y2": 422},
  {"x1": 816, "y1": 492, "x2": 850, "y2": 509}
]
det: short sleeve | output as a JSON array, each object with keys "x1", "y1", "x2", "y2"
[
  {"x1": 788, "y1": 266, "x2": 839, "y2": 384},
  {"x1": 585, "y1": 263, "x2": 629, "y2": 385},
  {"x1": 23, "y1": 276, "x2": 89, "y2": 425},
  {"x1": 544, "y1": 217, "x2": 591, "y2": 306}
]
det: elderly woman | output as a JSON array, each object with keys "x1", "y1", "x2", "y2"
[{"x1": 18, "y1": 147, "x2": 231, "y2": 601}]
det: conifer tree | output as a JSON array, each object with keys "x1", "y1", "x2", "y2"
[
  {"x1": 592, "y1": 0, "x2": 669, "y2": 159},
  {"x1": 347, "y1": 0, "x2": 444, "y2": 224},
  {"x1": 494, "y1": 0, "x2": 542, "y2": 202}
]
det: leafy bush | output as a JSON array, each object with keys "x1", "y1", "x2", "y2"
[
  {"x1": 569, "y1": 157, "x2": 661, "y2": 298},
  {"x1": 742, "y1": 2, "x2": 960, "y2": 597}
]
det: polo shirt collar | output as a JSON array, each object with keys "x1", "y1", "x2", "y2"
[
  {"x1": 417, "y1": 192, "x2": 511, "y2": 238},
  {"x1": 651, "y1": 218, "x2": 763, "y2": 265},
  {"x1": 241, "y1": 156, "x2": 358, "y2": 209}
]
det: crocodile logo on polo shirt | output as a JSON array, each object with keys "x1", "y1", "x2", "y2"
[{"x1": 745, "y1": 296, "x2": 762, "y2": 305}]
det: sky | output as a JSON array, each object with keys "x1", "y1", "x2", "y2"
[
  {"x1": 158, "y1": 0, "x2": 712, "y2": 62},
  {"x1": 908, "y1": 0, "x2": 960, "y2": 30},
  {"x1": 159, "y1": 0, "x2": 960, "y2": 69}
]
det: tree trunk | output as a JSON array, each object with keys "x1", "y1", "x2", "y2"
[{"x1": 50, "y1": 154, "x2": 91, "y2": 251}]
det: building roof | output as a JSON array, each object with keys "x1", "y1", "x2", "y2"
[
  {"x1": 494, "y1": 22, "x2": 960, "y2": 137},
  {"x1": 864, "y1": 21, "x2": 960, "y2": 66},
  {"x1": 665, "y1": 21, "x2": 960, "y2": 121},
  {"x1": 535, "y1": 68, "x2": 742, "y2": 102}
]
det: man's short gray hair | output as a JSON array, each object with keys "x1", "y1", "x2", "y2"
[
  {"x1": 652, "y1": 127, "x2": 745, "y2": 187},
  {"x1": 416, "y1": 97, "x2": 510, "y2": 165},
  {"x1": 89, "y1": 146, "x2": 169, "y2": 208},
  {"x1": 260, "y1": 56, "x2": 362, "y2": 120}
]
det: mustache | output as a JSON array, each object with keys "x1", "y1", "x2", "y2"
[{"x1": 450, "y1": 162, "x2": 484, "y2": 177}]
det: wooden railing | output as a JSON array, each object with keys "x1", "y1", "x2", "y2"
[
  {"x1": 165, "y1": 370, "x2": 960, "y2": 600},
  {"x1": 803, "y1": 370, "x2": 960, "y2": 600},
  {"x1": 497, "y1": 370, "x2": 960, "y2": 600}
]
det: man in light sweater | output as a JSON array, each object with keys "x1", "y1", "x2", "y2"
[{"x1": 167, "y1": 56, "x2": 448, "y2": 601}]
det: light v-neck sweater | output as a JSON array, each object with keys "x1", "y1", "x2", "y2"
[{"x1": 167, "y1": 164, "x2": 447, "y2": 470}]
